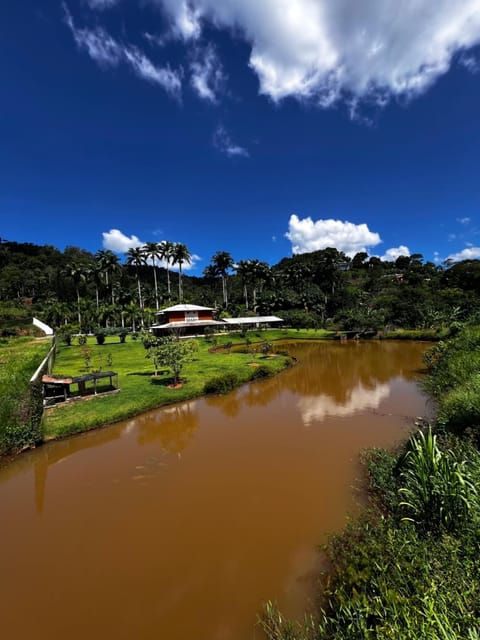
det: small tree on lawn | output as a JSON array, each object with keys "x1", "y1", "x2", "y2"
[{"x1": 148, "y1": 336, "x2": 197, "y2": 384}]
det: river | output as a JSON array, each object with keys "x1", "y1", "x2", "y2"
[{"x1": 0, "y1": 340, "x2": 430, "y2": 640}]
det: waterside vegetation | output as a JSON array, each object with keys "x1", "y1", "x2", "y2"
[{"x1": 261, "y1": 322, "x2": 480, "y2": 640}]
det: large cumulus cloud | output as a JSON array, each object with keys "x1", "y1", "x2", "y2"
[
  {"x1": 286, "y1": 214, "x2": 382, "y2": 256},
  {"x1": 155, "y1": 0, "x2": 480, "y2": 105}
]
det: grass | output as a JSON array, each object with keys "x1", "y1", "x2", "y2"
[
  {"x1": 43, "y1": 333, "x2": 293, "y2": 439},
  {"x1": 261, "y1": 433, "x2": 480, "y2": 640},
  {"x1": 380, "y1": 327, "x2": 449, "y2": 341},
  {"x1": 0, "y1": 336, "x2": 51, "y2": 453}
]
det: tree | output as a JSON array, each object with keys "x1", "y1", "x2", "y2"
[
  {"x1": 143, "y1": 242, "x2": 162, "y2": 310},
  {"x1": 63, "y1": 261, "x2": 86, "y2": 326},
  {"x1": 125, "y1": 247, "x2": 147, "y2": 324},
  {"x1": 96, "y1": 249, "x2": 121, "y2": 305},
  {"x1": 236, "y1": 260, "x2": 252, "y2": 310},
  {"x1": 159, "y1": 240, "x2": 175, "y2": 298},
  {"x1": 209, "y1": 251, "x2": 234, "y2": 308},
  {"x1": 146, "y1": 335, "x2": 196, "y2": 384},
  {"x1": 171, "y1": 243, "x2": 191, "y2": 302},
  {"x1": 86, "y1": 261, "x2": 103, "y2": 312}
]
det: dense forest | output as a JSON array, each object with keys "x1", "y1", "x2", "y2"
[{"x1": 1, "y1": 237, "x2": 480, "y2": 334}]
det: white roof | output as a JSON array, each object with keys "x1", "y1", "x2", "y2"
[
  {"x1": 157, "y1": 304, "x2": 214, "y2": 314},
  {"x1": 222, "y1": 316, "x2": 283, "y2": 325}
]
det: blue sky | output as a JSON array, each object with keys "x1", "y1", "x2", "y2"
[{"x1": 1, "y1": 0, "x2": 480, "y2": 273}]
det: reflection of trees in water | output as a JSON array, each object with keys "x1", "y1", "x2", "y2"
[
  {"x1": 277, "y1": 341, "x2": 426, "y2": 404},
  {"x1": 136, "y1": 401, "x2": 199, "y2": 455},
  {"x1": 205, "y1": 389, "x2": 243, "y2": 418},
  {"x1": 233, "y1": 341, "x2": 427, "y2": 413},
  {"x1": 202, "y1": 342, "x2": 427, "y2": 418},
  {"x1": 0, "y1": 427, "x2": 122, "y2": 515}
]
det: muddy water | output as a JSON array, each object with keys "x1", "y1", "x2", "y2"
[{"x1": 0, "y1": 341, "x2": 430, "y2": 640}]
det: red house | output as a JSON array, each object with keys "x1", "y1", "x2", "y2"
[{"x1": 151, "y1": 304, "x2": 223, "y2": 336}]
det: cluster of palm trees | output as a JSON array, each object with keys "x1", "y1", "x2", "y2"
[
  {"x1": 125, "y1": 241, "x2": 191, "y2": 311},
  {"x1": 53, "y1": 240, "x2": 278, "y2": 332},
  {"x1": 60, "y1": 242, "x2": 193, "y2": 330}
]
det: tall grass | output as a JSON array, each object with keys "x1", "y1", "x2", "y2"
[
  {"x1": 398, "y1": 428, "x2": 479, "y2": 533},
  {"x1": 0, "y1": 338, "x2": 50, "y2": 453}
]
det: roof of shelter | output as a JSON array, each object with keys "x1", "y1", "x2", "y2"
[
  {"x1": 222, "y1": 316, "x2": 283, "y2": 325},
  {"x1": 157, "y1": 304, "x2": 214, "y2": 314}
]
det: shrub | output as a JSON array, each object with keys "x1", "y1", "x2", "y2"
[
  {"x1": 77, "y1": 334, "x2": 87, "y2": 346},
  {"x1": 250, "y1": 364, "x2": 272, "y2": 380},
  {"x1": 118, "y1": 331, "x2": 128, "y2": 343},
  {"x1": 95, "y1": 332, "x2": 106, "y2": 345},
  {"x1": 437, "y1": 375, "x2": 480, "y2": 440},
  {"x1": 204, "y1": 372, "x2": 239, "y2": 395}
]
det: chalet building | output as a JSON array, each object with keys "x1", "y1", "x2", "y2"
[
  {"x1": 150, "y1": 304, "x2": 283, "y2": 336},
  {"x1": 151, "y1": 304, "x2": 224, "y2": 336}
]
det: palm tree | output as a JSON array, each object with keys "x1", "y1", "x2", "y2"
[
  {"x1": 171, "y1": 243, "x2": 191, "y2": 302},
  {"x1": 96, "y1": 249, "x2": 121, "y2": 305},
  {"x1": 86, "y1": 262, "x2": 103, "y2": 312},
  {"x1": 159, "y1": 240, "x2": 175, "y2": 298},
  {"x1": 210, "y1": 251, "x2": 234, "y2": 308},
  {"x1": 63, "y1": 261, "x2": 86, "y2": 326},
  {"x1": 125, "y1": 247, "x2": 147, "y2": 325},
  {"x1": 236, "y1": 260, "x2": 252, "y2": 310},
  {"x1": 249, "y1": 260, "x2": 271, "y2": 312},
  {"x1": 143, "y1": 242, "x2": 162, "y2": 310}
]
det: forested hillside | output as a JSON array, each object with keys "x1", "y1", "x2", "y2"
[{"x1": 1, "y1": 238, "x2": 479, "y2": 334}]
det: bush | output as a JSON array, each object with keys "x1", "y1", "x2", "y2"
[
  {"x1": 437, "y1": 375, "x2": 480, "y2": 440},
  {"x1": 204, "y1": 372, "x2": 239, "y2": 395},
  {"x1": 250, "y1": 364, "x2": 272, "y2": 380},
  {"x1": 77, "y1": 334, "x2": 87, "y2": 346},
  {"x1": 95, "y1": 332, "x2": 106, "y2": 345},
  {"x1": 118, "y1": 331, "x2": 128, "y2": 343}
]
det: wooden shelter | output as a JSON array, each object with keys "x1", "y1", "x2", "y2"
[{"x1": 42, "y1": 371, "x2": 119, "y2": 405}]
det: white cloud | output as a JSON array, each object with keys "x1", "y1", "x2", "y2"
[
  {"x1": 213, "y1": 124, "x2": 249, "y2": 157},
  {"x1": 190, "y1": 45, "x2": 225, "y2": 102},
  {"x1": 446, "y1": 246, "x2": 480, "y2": 263},
  {"x1": 157, "y1": 0, "x2": 202, "y2": 40},
  {"x1": 285, "y1": 214, "x2": 381, "y2": 257},
  {"x1": 102, "y1": 229, "x2": 144, "y2": 253},
  {"x1": 459, "y1": 54, "x2": 480, "y2": 73},
  {"x1": 380, "y1": 245, "x2": 410, "y2": 262},
  {"x1": 85, "y1": 0, "x2": 119, "y2": 9},
  {"x1": 64, "y1": 6, "x2": 182, "y2": 97},
  {"x1": 298, "y1": 382, "x2": 391, "y2": 425},
  {"x1": 154, "y1": 0, "x2": 480, "y2": 108},
  {"x1": 457, "y1": 216, "x2": 471, "y2": 225}
]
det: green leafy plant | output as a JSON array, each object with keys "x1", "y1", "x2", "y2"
[{"x1": 398, "y1": 428, "x2": 479, "y2": 533}]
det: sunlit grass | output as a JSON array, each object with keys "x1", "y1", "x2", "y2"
[{"x1": 44, "y1": 334, "x2": 292, "y2": 439}]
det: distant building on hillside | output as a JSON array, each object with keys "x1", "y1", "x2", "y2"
[{"x1": 150, "y1": 303, "x2": 283, "y2": 336}]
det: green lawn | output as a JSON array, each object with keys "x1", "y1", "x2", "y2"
[{"x1": 43, "y1": 332, "x2": 300, "y2": 439}]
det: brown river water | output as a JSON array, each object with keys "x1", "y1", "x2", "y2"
[{"x1": 0, "y1": 341, "x2": 431, "y2": 640}]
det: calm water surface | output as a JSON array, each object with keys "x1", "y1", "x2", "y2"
[{"x1": 0, "y1": 341, "x2": 430, "y2": 640}]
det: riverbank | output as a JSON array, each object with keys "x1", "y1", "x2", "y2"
[
  {"x1": 42, "y1": 330, "x2": 311, "y2": 441},
  {"x1": 1, "y1": 325, "x2": 444, "y2": 454},
  {"x1": 261, "y1": 324, "x2": 480, "y2": 640}
]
